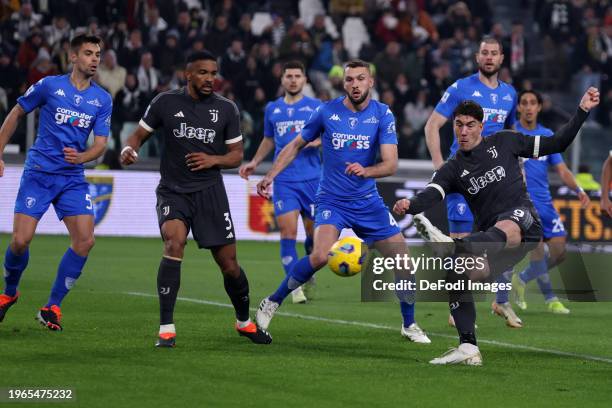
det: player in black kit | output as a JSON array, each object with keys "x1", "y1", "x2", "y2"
[
  {"x1": 394, "y1": 87, "x2": 600, "y2": 365},
  {"x1": 120, "y1": 51, "x2": 271, "y2": 347}
]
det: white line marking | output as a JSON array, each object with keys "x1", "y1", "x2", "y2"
[{"x1": 125, "y1": 291, "x2": 612, "y2": 364}]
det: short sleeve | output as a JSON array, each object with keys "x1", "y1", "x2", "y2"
[
  {"x1": 548, "y1": 152, "x2": 564, "y2": 166},
  {"x1": 301, "y1": 105, "x2": 324, "y2": 142},
  {"x1": 434, "y1": 81, "x2": 461, "y2": 119},
  {"x1": 224, "y1": 100, "x2": 242, "y2": 144},
  {"x1": 17, "y1": 78, "x2": 49, "y2": 113},
  {"x1": 378, "y1": 106, "x2": 398, "y2": 145},
  {"x1": 92, "y1": 96, "x2": 112, "y2": 137},
  {"x1": 139, "y1": 94, "x2": 164, "y2": 132},
  {"x1": 263, "y1": 103, "x2": 274, "y2": 138}
]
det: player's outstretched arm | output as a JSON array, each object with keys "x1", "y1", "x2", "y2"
[
  {"x1": 346, "y1": 143, "x2": 398, "y2": 178},
  {"x1": 64, "y1": 136, "x2": 108, "y2": 164},
  {"x1": 601, "y1": 155, "x2": 612, "y2": 217},
  {"x1": 530, "y1": 87, "x2": 600, "y2": 157},
  {"x1": 424, "y1": 111, "x2": 448, "y2": 170},
  {"x1": 0, "y1": 104, "x2": 26, "y2": 177},
  {"x1": 120, "y1": 125, "x2": 152, "y2": 166},
  {"x1": 393, "y1": 186, "x2": 445, "y2": 216},
  {"x1": 555, "y1": 162, "x2": 590, "y2": 208},
  {"x1": 256, "y1": 135, "x2": 307, "y2": 198},
  {"x1": 239, "y1": 137, "x2": 275, "y2": 179}
]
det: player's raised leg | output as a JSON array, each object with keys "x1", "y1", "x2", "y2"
[
  {"x1": 373, "y1": 232, "x2": 430, "y2": 344},
  {"x1": 37, "y1": 214, "x2": 94, "y2": 331},
  {"x1": 154, "y1": 219, "x2": 188, "y2": 347},
  {"x1": 1, "y1": 214, "x2": 38, "y2": 322},
  {"x1": 257, "y1": 224, "x2": 339, "y2": 331},
  {"x1": 211, "y1": 243, "x2": 271, "y2": 344}
]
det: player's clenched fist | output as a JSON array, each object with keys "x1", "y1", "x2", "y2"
[
  {"x1": 393, "y1": 198, "x2": 411, "y2": 215},
  {"x1": 257, "y1": 175, "x2": 273, "y2": 199},
  {"x1": 120, "y1": 146, "x2": 139, "y2": 165},
  {"x1": 579, "y1": 87, "x2": 600, "y2": 112}
]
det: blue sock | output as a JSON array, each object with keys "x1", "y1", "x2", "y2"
[
  {"x1": 495, "y1": 269, "x2": 513, "y2": 304},
  {"x1": 304, "y1": 236, "x2": 314, "y2": 255},
  {"x1": 3, "y1": 246, "x2": 29, "y2": 297},
  {"x1": 400, "y1": 301, "x2": 415, "y2": 327},
  {"x1": 280, "y1": 239, "x2": 298, "y2": 275},
  {"x1": 519, "y1": 259, "x2": 547, "y2": 283},
  {"x1": 536, "y1": 273, "x2": 556, "y2": 301},
  {"x1": 270, "y1": 256, "x2": 316, "y2": 304},
  {"x1": 47, "y1": 248, "x2": 87, "y2": 307}
]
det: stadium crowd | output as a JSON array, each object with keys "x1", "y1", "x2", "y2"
[{"x1": 0, "y1": 0, "x2": 610, "y2": 160}]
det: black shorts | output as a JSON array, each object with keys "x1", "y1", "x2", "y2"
[
  {"x1": 488, "y1": 206, "x2": 542, "y2": 278},
  {"x1": 156, "y1": 182, "x2": 236, "y2": 249}
]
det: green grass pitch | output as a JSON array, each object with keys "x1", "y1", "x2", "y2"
[{"x1": 1, "y1": 234, "x2": 611, "y2": 407}]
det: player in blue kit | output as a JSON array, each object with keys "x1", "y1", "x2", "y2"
[
  {"x1": 423, "y1": 37, "x2": 522, "y2": 327},
  {"x1": 512, "y1": 90, "x2": 590, "y2": 314},
  {"x1": 255, "y1": 60, "x2": 431, "y2": 344},
  {"x1": 240, "y1": 61, "x2": 321, "y2": 304},
  {"x1": 0, "y1": 35, "x2": 112, "y2": 331}
]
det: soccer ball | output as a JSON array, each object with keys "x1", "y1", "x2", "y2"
[{"x1": 327, "y1": 237, "x2": 368, "y2": 277}]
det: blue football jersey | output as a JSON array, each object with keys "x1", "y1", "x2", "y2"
[
  {"x1": 264, "y1": 96, "x2": 322, "y2": 182},
  {"x1": 435, "y1": 73, "x2": 517, "y2": 154},
  {"x1": 301, "y1": 96, "x2": 397, "y2": 199},
  {"x1": 17, "y1": 74, "x2": 112, "y2": 175},
  {"x1": 517, "y1": 122, "x2": 563, "y2": 203}
]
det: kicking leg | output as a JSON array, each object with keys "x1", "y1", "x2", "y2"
[{"x1": 277, "y1": 210, "x2": 306, "y2": 303}]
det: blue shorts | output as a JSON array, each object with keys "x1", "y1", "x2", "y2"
[
  {"x1": 533, "y1": 200, "x2": 566, "y2": 239},
  {"x1": 446, "y1": 193, "x2": 474, "y2": 233},
  {"x1": 314, "y1": 194, "x2": 400, "y2": 245},
  {"x1": 273, "y1": 178, "x2": 318, "y2": 220},
  {"x1": 14, "y1": 170, "x2": 93, "y2": 221}
]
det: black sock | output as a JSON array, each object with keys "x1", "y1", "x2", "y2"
[
  {"x1": 158, "y1": 257, "x2": 181, "y2": 325},
  {"x1": 223, "y1": 267, "x2": 250, "y2": 322},
  {"x1": 448, "y1": 271, "x2": 477, "y2": 346},
  {"x1": 455, "y1": 226, "x2": 507, "y2": 256}
]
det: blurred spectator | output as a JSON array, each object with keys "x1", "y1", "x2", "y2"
[
  {"x1": 279, "y1": 20, "x2": 314, "y2": 62},
  {"x1": 426, "y1": 61, "x2": 452, "y2": 105},
  {"x1": 401, "y1": 89, "x2": 433, "y2": 158},
  {"x1": 0, "y1": 51, "x2": 21, "y2": 105},
  {"x1": 27, "y1": 49, "x2": 58, "y2": 86},
  {"x1": 113, "y1": 73, "x2": 147, "y2": 149},
  {"x1": 107, "y1": 20, "x2": 129, "y2": 52},
  {"x1": 205, "y1": 14, "x2": 234, "y2": 57},
  {"x1": 438, "y1": 1, "x2": 472, "y2": 39},
  {"x1": 373, "y1": 41, "x2": 405, "y2": 89},
  {"x1": 155, "y1": 30, "x2": 184, "y2": 77},
  {"x1": 264, "y1": 14, "x2": 287, "y2": 47},
  {"x1": 236, "y1": 13, "x2": 256, "y2": 50},
  {"x1": 309, "y1": 14, "x2": 337, "y2": 51},
  {"x1": 52, "y1": 38, "x2": 71, "y2": 74},
  {"x1": 575, "y1": 164, "x2": 601, "y2": 191},
  {"x1": 142, "y1": 7, "x2": 168, "y2": 47},
  {"x1": 118, "y1": 29, "x2": 145, "y2": 71},
  {"x1": 136, "y1": 52, "x2": 161, "y2": 97},
  {"x1": 97, "y1": 49, "x2": 127, "y2": 98},
  {"x1": 10, "y1": 2, "x2": 42, "y2": 42},
  {"x1": 221, "y1": 39, "x2": 247, "y2": 86},
  {"x1": 508, "y1": 21, "x2": 527, "y2": 81},
  {"x1": 44, "y1": 15, "x2": 72, "y2": 47},
  {"x1": 17, "y1": 30, "x2": 47, "y2": 70},
  {"x1": 174, "y1": 10, "x2": 199, "y2": 50},
  {"x1": 396, "y1": 1, "x2": 439, "y2": 46},
  {"x1": 374, "y1": 10, "x2": 400, "y2": 44}
]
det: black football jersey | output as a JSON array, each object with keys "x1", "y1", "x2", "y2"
[
  {"x1": 140, "y1": 88, "x2": 242, "y2": 193},
  {"x1": 429, "y1": 131, "x2": 540, "y2": 230}
]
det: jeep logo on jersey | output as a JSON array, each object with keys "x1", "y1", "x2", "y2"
[
  {"x1": 209, "y1": 109, "x2": 219, "y2": 122},
  {"x1": 54, "y1": 107, "x2": 93, "y2": 128},
  {"x1": 467, "y1": 165, "x2": 506, "y2": 195},
  {"x1": 173, "y1": 122, "x2": 216, "y2": 142}
]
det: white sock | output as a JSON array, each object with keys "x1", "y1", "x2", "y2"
[
  {"x1": 159, "y1": 323, "x2": 176, "y2": 334},
  {"x1": 237, "y1": 319, "x2": 251, "y2": 329}
]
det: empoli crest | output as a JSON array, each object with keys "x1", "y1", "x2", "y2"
[{"x1": 86, "y1": 176, "x2": 113, "y2": 226}]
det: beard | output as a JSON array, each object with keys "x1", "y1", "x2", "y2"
[
  {"x1": 286, "y1": 88, "x2": 302, "y2": 96},
  {"x1": 347, "y1": 89, "x2": 369, "y2": 106},
  {"x1": 478, "y1": 64, "x2": 500, "y2": 79},
  {"x1": 192, "y1": 83, "x2": 212, "y2": 99}
]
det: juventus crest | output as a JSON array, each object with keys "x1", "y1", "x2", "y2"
[{"x1": 209, "y1": 109, "x2": 219, "y2": 123}]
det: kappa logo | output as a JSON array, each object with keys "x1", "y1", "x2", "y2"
[
  {"x1": 503, "y1": 93, "x2": 513, "y2": 101},
  {"x1": 209, "y1": 109, "x2": 219, "y2": 123},
  {"x1": 348, "y1": 117, "x2": 358, "y2": 129},
  {"x1": 451, "y1": 82, "x2": 458, "y2": 88},
  {"x1": 363, "y1": 116, "x2": 379, "y2": 124},
  {"x1": 273, "y1": 107, "x2": 281, "y2": 114},
  {"x1": 87, "y1": 98, "x2": 102, "y2": 107},
  {"x1": 329, "y1": 114, "x2": 340, "y2": 121},
  {"x1": 174, "y1": 111, "x2": 185, "y2": 117},
  {"x1": 487, "y1": 146, "x2": 498, "y2": 158},
  {"x1": 286, "y1": 107, "x2": 294, "y2": 118},
  {"x1": 467, "y1": 165, "x2": 506, "y2": 195},
  {"x1": 25, "y1": 196, "x2": 36, "y2": 208},
  {"x1": 73, "y1": 94, "x2": 83, "y2": 106},
  {"x1": 490, "y1": 94, "x2": 498, "y2": 104},
  {"x1": 385, "y1": 108, "x2": 392, "y2": 115},
  {"x1": 460, "y1": 169, "x2": 470, "y2": 177},
  {"x1": 472, "y1": 90, "x2": 483, "y2": 97},
  {"x1": 54, "y1": 89, "x2": 65, "y2": 97}
]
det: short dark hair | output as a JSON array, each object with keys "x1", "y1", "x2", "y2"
[
  {"x1": 518, "y1": 89, "x2": 543, "y2": 105},
  {"x1": 344, "y1": 59, "x2": 371, "y2": 73},
  {"x1": 453, "y1": 100, "x2": 484, "y2": 122},
  {"x1": 186, "y1": 50, "x2": 217, "y2": 64},
  {"x1": 282, "y1": 60, "x2": 305, "y2": 74},
  {"x1": 479, "y1": 36, "x2": 503, "y2": 54},
  {"x1": 70, "y1": 34, "x2": 102, "y2": 52}
]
